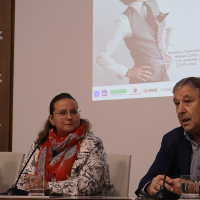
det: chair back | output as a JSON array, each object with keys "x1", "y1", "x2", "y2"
[
  {"x1": 107, "y1": 154, "x2": 131, "y2": 197},
  {"x1": 0, "y1": 152, "x2": 25, "y2": 192}
]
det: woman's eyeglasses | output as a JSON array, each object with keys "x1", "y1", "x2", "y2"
[{"x1": 53, "y1": 109, "x2": 80, "y2": 119}]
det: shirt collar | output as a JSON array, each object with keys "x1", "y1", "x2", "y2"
[
  {"x1": 130, "y1": 1, "x2": 146, "y2": 12},
  {"x1": 184, "y1": 131, "x2": 199, "y2": 147}
]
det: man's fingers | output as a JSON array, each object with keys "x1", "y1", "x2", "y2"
[
  {"x1": 164, "y1": 176, "x2": 174, "y2": 192},
  {"x1": 138, "y1": 69, "x2": 152, "y2": 78},
  {"x1": 143, "y1": 70, "x2": 152, "y2": 75},
  {"x1": 142, "y1": 66, "x2": 151, "y2": 69},
  {"x1": 139, "y1": 66, "x2": 152, "y2": 77},
  {"x1": 137, "y1": 70, "x2": 151, "y2": 79},
  {"x1": 128, "y1": 66, "x2": 152, "y2": 81},
  {"x1": 164, "y1": 182, "x2": 174, "y2": 192},
  {"x1": 148, "y1": 182, "x2": 163, "y2": 196},
  {"x1": 148, "y1": 175, "x2": 166, "y2": 196},
  {"x1": 140, "y1": 73, "x2": 151, "y2": 78},
  {"x1": 138, "y1": 76, "x2": 147, "y2": 82},
  {"x1": 155, "y1": 183, "x2": 162, "y2": 191},
  {"x1": 165, "y1": 176, "x2": 173, "y2": 185},
  {"x1": 151, "y1": 188, "x2": 158, "y2": 196}
]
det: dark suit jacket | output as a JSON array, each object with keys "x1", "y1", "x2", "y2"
[{"x1": 135, "y1": 126, "x2": 192, "y2": 196}]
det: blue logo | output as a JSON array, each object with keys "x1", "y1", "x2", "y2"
[{"x1": 94, "y1": 91, "x2": 99, "y2": 97}]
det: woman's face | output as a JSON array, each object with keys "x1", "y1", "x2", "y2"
[{"x1": 49, "y1": 98, "x2": 80, "y2": 137}]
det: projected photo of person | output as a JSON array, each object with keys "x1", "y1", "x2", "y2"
[{"x1": 96, "y1": 0, "x2": 175, "y2": 84}]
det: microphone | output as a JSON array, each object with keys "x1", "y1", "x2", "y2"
[
  {"x1": 6, "y1": 135, "x2": 48, "y2": 196},
  {"x1": 153, "y1": 130, "x2": 184, "y2": 199}
]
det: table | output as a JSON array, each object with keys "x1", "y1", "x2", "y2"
[{"x1": 0, "y1": 196, "x2": 132, "y2": 200}]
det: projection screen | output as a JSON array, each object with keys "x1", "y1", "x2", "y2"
[{"x1": 93, "y1": 0, "x2": 200, "y2": 101}]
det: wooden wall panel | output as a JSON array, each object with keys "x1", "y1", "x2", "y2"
[{"x1": 0, "y1": 0, "x2": 15, "y2": 151}]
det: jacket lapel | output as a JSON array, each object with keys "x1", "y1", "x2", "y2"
[{"x1": 178, "y1": 136, "x2": 192, "y2": 175}]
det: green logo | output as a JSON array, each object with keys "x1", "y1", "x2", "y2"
[{"x1": 110, "y1": 89, "x2": 126, "y2": 94}]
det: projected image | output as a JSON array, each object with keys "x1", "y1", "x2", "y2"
[{"x1": 93, "y1": 0, "x2": 200, "y2": 101}]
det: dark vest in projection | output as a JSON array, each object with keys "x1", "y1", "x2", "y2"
[{"x1": 123, "y1": 0, "x2": 169, "y2": 84}]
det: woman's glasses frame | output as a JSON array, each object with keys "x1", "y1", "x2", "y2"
[{"x1": 53, "y1": 109, "x2": 80, "y2": 119}]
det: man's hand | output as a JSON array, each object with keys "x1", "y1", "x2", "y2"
[
  {"x1": 126, "y1": 66, "x2": 152, "y2": 82},
  {"x1": 171, "y1": 178, "x2": 181, "y2": 195},
  {"x1": 146, "y1": 175, "x2": 174, "y2": 196}
]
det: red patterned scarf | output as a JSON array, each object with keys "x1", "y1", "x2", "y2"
[{"x1": 35, "y1": 122, "x2": 86, "y2": 182}]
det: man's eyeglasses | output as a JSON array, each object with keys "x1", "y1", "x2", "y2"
[{"x1": 53, "y1": 109, "x2": 80, "y2": 119}]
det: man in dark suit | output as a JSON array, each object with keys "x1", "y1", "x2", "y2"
[{"x1": 135, "y1": 77, "x2": 200, "y2": 197}]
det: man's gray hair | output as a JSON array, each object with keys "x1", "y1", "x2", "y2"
[{"x1": 173, "y1": 77, "x2": 200, "y2": 97}]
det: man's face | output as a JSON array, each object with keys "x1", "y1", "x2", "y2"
[{"x1": 174, "y1": 85, "x2": 200, "y2": 136}]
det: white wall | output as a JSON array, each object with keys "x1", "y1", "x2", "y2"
[{"x1": 13, "y1": 0, "x2": 180, "y2": 197}]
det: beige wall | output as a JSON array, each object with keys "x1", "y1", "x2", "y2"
[{"x1": 13, "y1": 0, "x2": 180, "y2": 197}]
